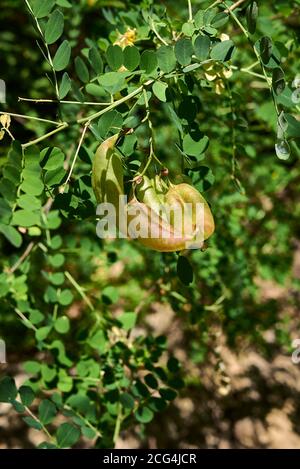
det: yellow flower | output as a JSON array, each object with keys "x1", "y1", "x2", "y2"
[{"x1": 114, "y1": 28, "x2": 137, "y2": 49}]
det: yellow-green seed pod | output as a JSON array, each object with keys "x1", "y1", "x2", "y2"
[
  {"x1": 165, "y1": 183, "x2": 215, "y2": 240},
  {"x1": 92, "y1": 133, "x2": 124, "y2": 209}
]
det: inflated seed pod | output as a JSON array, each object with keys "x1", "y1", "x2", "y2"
[
  {"x1": 92, "y1": 133, "x2": 124, "y2": 210},
  {"x1": 165, "y1": 183, "x2": 215, "y2": 240},
  {"x1": 126, "y1": 197, "x2": 195, "y2": 252}
]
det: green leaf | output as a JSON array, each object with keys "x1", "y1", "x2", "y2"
[
  {"x1": 159, "y1": 387, "x2": 177, "y2": 401},
  {"x1": 177, "y1": 256, "x2": 194, "y2": 285},
  {"x1": 194, "y1": 35, "x2": 210, "y2": 61},
  {"x1": 144, "y1": 373, "x2": 158, "y2": 389},
  {"x1": 53, "y1": 40, "x2": 71, "y2": 71},
  {"x1": 56, "y1": 0, "x2": 72, "y2": 7},
  {"x1": 148, "y1": 397, "x2": 167, "y2": 412},
  {"x1": 88, "y1": 330, "x2": 107, "y2": 351},
  {"x1": 56, "y1": 423, "x2": 80, "y2": 448},
  {"x1": 36, "y1": 325, "x2": 52, "y2": 341},
  {"x1": 175, "y1": 38, "x2": 193, "y2": 66},
  {"x1": 0, "y1": 376, "x2": 18, "y2": 402},
  {"x1": 123, "y1": 45, "x2": 140, "y2": 71},
  {"x1": 58, "y1": 289, "x2": 74, "y2": 306},
  {"x1": 31, "y1": 0, "x2": 56, "y2": 18},
  {"x1": 23, "y1": 416, "x2": 43, "y2": 430},
  {"x1": 157, "y1": 45, "x2": 176, "y2": 73},
  {"x1": 183, "y1": 134, "x2": 209, "y2": 157},
  {"x1": 118, "y1": 312, "x2": 137, "y2": 331},
  {"x1": 85, "y1": 83, "x2": 105, "y2": 97},
  {"x1": 285, "y1": 113, "x2": 300, "y2": 138},
  {"x1": 120, "y1": 392, "x2": 135, "y2": 409},
  {"x1": 39, "y1": 399, "x2": 57, "y2": 424},
  {"x1": 81, "y1": 426, "x2": 96, "y2": 439},
  {"x1": 272, "y1": 67, "x2": 285, "y2": 96},
  {"x1": 182, "y1": 22, "x2": 195, "y2": 37},
  {"x1": 19, "y1": 386, "x2": 35, "y2": 406},
  {"x1": 41, "y1": 364, "x2": 57, "y2": 382},
  {"x1": 0, "y1": 178, "x2": 17, "y2": 202},
  {"x1": 12, "y1": 399, "x2": 25, "y2": 413},
  {"x1": 59, "y1": 72, "x2": 71, "y2": 99},
  {"x1": 45, "y1": 9, "x2": 64, "y2": 44},
  {"x1": 24, "y1": 361, "x2": 41, "y2": 374},
  {"x1": 211, "y1": 12, "x2": 228, "y2": 28},
  {"x1": 152, "y1": 81, "x2": 168, "y2": 102},
  {"x1": 48, "y1": 272, "x2": 65, "y2": 285},
  {"x1": 140, "y1": 50, "x2": 158, "y2": 74},
  {"x1": 12, "y1": 210, "x2": 40, "y2": 228},
  {"x1": 29, "y1": 309, "x2": 44, "y2": 325},
  {"x1": 49, "y1": 253, "x2": 65, "y2": 267},
  {"x1": 194, "y1": 9, "x2": 205, "y2": 29},
  {"x1": 211, "y1": 39, "x2": 235, "y2": 62},
  {"x1": 89, "y1": 47, "x2": 103, "y2": 75},
  {"x1": 38, "y1": 442, "x2": 58, "y2": 449},
  {"x1": 98, "y1": 110, "x2": 123, "y2": 138},
  {"x1": 0, "y1": 198, "x2": 12, "y2": 224},
  {"x1": 106, "y1": 45, "x2": 123, "y2": 71},
  {"x1": 0, "y1": 224, "x2": 22, "y2": 247},
  {"x1": 75, "y1": 56, "x2": 90, "y2": 83},
  {"x1": 17, "y1": 194, "x2": 41, "y2": 211},
  {"x1": 167, "y1": 356, "x2": 180, "y2": 373},
  {"x1": 54, "y1": 316, "x2": 70, "y2": 334},
  {"x1": 102, "y1": 285, "x2": 119, "y2": 304},
  {"x1": 192, "y1": 166, "x2": 215, "y2": 192},
  {"x1": 3, "y1": 164, "x2": 21, "y2": 185},
  {"x1": 40, "y1": 147, "x2": 65, "y2": 170},
  {"x1": 98, "y1": 72, "x2": 126, "y2": 94},
  {"x1": 134, "y1": 406, "x2": 154, "y2": 423},
  {"x1": 246, "y1": 1, "x2": 258, "y2": 35},
  {"x1": 49, "y1": 340, "x2": 73, "y2": 367},
  {"x1": 20, "y1": 177, "x2": 44, "y2": 196}
]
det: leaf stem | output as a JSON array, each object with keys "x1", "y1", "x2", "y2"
[
  {"x1": 24, "y1": 404, "x2": 55, "y2": 443},
  {"x1": 22, "y1": 122, "x2": 69, "y2": 149},
  {"x1": 24, "y1": 0, "x2": 59, "y2": 99},
  {"x1": 77, "y1": 79, "x2": 154, "y2": 124},
  {"x1": 0, "y1": 111, "x2": 61, "y2": 126},
  {"x1": 63, "y1": 122, "x2": 90, "y2": 189},
  {"x1": 64, "y1": 270, "x2": 94, "y2": 312},
  {"x1": 113, "y1": 402, "x2": 123, "y2": 447},
  {"x1": 188, "y1": 0, "x2": 193, "y2": 21},
  {"x1": 19, "y1": 97, "x2": 111, "y2": 106}
]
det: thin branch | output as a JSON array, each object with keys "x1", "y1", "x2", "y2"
[
  {"x1": 224, "y1": 1, "x2": 280, "y2": 117},
  {"x1": 63, "y1": 404, "x2": 102, "y2": 439},
  {"x1": 24, "y1": 404, "x2": 55, "y2": 442},
  {"x1": 24, "y1": 0, "x2": 59, "y2": 99},
  {"x1": 9, "y1": 242, "x2": 35, "y2": 273},
  {"x1": 63, "y1": 123, "x2": 90, "y2": 189},
  {"x1": 19, "y1": 97, "x2": 111, "y2": 106},
  {"x1": 22, "y1": 122, "x2": 69, "y2": 149},
  {"x1": 15, "y1": 308, "x2": 37, "y2": 331},
  {"x1": 224, "y1": 0, "x2": 247, "y2": 13},
  {"x1": 113, "y1": 403, "x2": 123, "y2": 447},
  {"x1": 77, "y1": 79, "x2": 154, "y2": 124},
  {"x1": 64, "y1": 270, "x2": 95, "y2": 312},
  {"x1": 150, "y1": 19, "x2": 168, "y2": 46},
  {"x1": 0, "y1": 111, "x2": 61, "y2": 126},
  {"x1": 188, "y1": 0, "x2": 193, "y2": 21}
]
